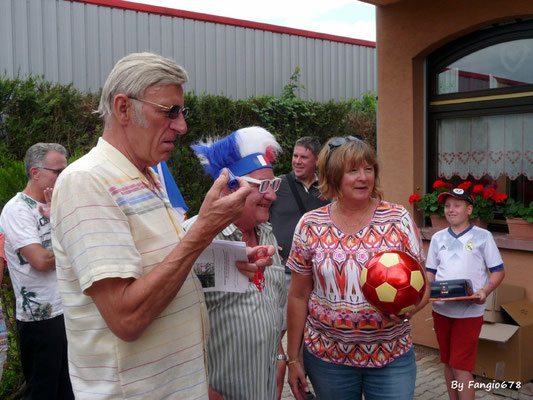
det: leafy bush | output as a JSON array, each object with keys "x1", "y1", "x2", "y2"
[
  {"x1": 0, "y1": 276, "x2": 24, "y2": 400},
  {"x1": 151, "y1": 72, "x2": 376, "y2": 215},
  {"x1": 0, "y1": 74, "x2": 101, "y2": 160},
  {"x1": 0, "y1": 73, "x2": 376, "y2": 216},
  {"x1": 0, "y1": 155, "x2": 26, "y2": 208}
]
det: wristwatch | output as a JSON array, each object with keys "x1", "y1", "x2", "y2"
[{"x1": 277, "y1": 354, "x2": 288, "y2": 362}]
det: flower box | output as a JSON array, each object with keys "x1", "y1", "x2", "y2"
[
  {"x1": 430, "y1": 215, "x2": 448, "y2": 230},
  {"x1": 506, "y1": 218, "x2": 533, "y2": 240}
]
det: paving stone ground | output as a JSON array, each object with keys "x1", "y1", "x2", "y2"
[{"x1": 280, "y1": 341, "x2": 526, "y2": 399}]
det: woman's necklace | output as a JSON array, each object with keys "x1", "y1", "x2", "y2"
[{"x1": 334, "y1": 200, "x2": 374, "y2": 230}]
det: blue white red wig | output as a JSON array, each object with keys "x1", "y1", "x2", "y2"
[{"x1": 191, "y1": 126, "x2": 281, "y2": 178}]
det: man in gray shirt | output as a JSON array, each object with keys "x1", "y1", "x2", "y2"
[{"x1": 270, "y1": 137, "x2": 330, "y2": 290}]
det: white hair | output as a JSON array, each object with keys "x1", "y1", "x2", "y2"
[{"x1": 97, "y1": 52, "x2": 188, "y2": 120}]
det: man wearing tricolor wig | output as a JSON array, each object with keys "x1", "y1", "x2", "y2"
[{"x1": 183, "y1": 127, "x2": 288, "y2": 400}]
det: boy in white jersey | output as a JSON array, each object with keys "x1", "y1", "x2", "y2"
[{"x1": 426, "y1": 187, "x2": 505, "y2": 400}]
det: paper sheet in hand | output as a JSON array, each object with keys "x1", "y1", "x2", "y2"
[{"x1": 193, "y1": 239, "x2": 249, "y2": 293}]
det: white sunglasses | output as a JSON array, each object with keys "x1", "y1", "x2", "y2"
[{"x1": 241, "y1": 176, "x2": 282, "y2": 193}]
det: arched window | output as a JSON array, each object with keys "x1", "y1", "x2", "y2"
[
  {"x1": 436, "y1": 39, "x2": 533, "y2": 95},
  {"x1": 427, "y1": 20, "x2": 533, "y2": 223}
]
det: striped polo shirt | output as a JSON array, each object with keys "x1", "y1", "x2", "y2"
[
  {"x1": 51, "y1": 138, "x2": 209, "y2": 399},
  {"x1": 183, "y1": 217, "x2": 287, "y2": 400}
]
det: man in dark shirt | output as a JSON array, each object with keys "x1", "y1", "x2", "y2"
[{"x1": 270, "y1": 137, "x2": 330, "y2": 290}]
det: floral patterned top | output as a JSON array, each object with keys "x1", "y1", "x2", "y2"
[{"x1": 287, "y1": 201, "x2": 425, "y2": 367}]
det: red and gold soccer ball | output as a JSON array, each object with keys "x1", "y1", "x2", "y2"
[{"x1": 360, "y1": 250, "x2": 427, "y2": 315}]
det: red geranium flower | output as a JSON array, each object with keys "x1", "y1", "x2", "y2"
[
  {"x1": 473, "y1": 184, "x2": 484, "y2": 194},
  {"x1": 443, "y1": 182, "x2": 453, "y2": 189},
  {"x1": 433, "y1": 180, "x2": 446, "y2": 189},
  {"x1": 482, "y1": 188, "x2": 496, "y2": 199},
  {"x1": 457, "y1": 181, "x2": 472, "y2": 190},
  {"x1": 409, "y1": 194, "x2": 420, "y2": 204},
  {"x1": 492, "y1": 192, "x2": 508, "y2": 203}
]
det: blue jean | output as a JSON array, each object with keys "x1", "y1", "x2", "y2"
[{"x1": 303, "y1": 347, "x2": 416, "y2": 400}]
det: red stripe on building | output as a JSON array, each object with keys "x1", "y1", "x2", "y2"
[{"x1": 67, "y1": 0, "x2": 376, "y2": 48}]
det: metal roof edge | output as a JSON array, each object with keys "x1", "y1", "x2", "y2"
[{"x1": 66, "y1": 0, "x2": 376, "y2": 48}]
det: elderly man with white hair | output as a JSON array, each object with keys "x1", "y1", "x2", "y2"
[{"x1": 51, "y1": 52, "x2": 273, "y2": 399}]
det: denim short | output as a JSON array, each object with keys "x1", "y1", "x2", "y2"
[{"x1": 303, "y1": 346, "x2": 417, "y2": 400}]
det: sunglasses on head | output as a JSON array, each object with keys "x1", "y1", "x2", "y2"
[
  {"x1": 129, "y1": 97, "x2": 190, "y2": 120},
  {"x1": 326, "y1": 135, "x2": 364, "y2": 163},
  {"x1": 241, "y1": 176, "x2": 282, "y2": 193}
]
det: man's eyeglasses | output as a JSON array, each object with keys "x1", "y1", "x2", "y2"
[
  {"x1": 129, "y1": 97, "x2": 190, "y2": 120},
  {"x1": 326, "y1": 135, "x2": 364, "y2": 163},
  {"x1": 241, "y1": 176, "x2": 282, "y2": 193},
  {"x1": 40, "y1": 167, "x2": 65, "y2": 176}
]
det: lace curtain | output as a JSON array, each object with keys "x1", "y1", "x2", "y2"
[{"x1": 437, "y1": 112, "x2": 533, "y2": 180}]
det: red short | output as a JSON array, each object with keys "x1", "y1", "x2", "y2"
[{"x1": 432, "y1": 311, "x2": 484, "y2": 371}]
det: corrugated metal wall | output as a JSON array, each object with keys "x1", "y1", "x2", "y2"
[{"x1": 0, "y1": 0, "x2": 376, "y2": 101}]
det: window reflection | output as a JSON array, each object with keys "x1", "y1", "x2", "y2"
[{"x1": 437, "y1": 39, "x2": 533, "y2": 94}]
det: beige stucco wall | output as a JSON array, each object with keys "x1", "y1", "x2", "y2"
[
  {"x1": 373, "y1": 0, "x2": 533, "y2": 347},
  {"x1": 376, "y1": 0, "x2": 533, "y2": 214}
]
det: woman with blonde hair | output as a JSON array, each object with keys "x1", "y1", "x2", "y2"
[{"x1": 286, "y1": 136, "x2": 429, "y2": 400}]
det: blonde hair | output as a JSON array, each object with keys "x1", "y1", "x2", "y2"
[{"x1": 317, "y1": 137, "x2": 383, "y2": 200}]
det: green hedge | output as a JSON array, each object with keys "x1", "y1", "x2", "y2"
[
  {"x1": 0, "y1": 71, "x2": 376, "y2": 397},
  {"x1": 1, "y1": 71, "x2": 375, "y2": 215}
]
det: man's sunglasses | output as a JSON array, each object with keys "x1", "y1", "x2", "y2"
[
  {"x1": 129, "y1": 97, "x2": 190, "y2": 120},
  {"x1": 326, "y1": 135, "x2": 364, "y2": 163},
  {"x1": 40, "y1": 167, "x2": 65, "y2": 176},
  {"x1": 241, "y1": 176, "x2": 282, "y2": 193}
]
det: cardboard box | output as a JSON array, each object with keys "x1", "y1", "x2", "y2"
[
  {"x1": 475, "y1": 299, "x2": 533, "y2": 382},
  {"x1": 410, "y1": 302, "x2": 439, "y2": 348},
  {"x1": 484, "y1": 283, "x2": 525, "y2": 323}
]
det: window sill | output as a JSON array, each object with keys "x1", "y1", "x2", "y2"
[{"x1": 419, "y1": 227, "x2": 533, "y2": 252}]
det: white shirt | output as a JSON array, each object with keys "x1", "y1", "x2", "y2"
[
  {"x1": 426, "y1": 225, "x2": 504, "y2": 318},
  {"x1": 0, "y1": 193, "x2": 63, "y2": 321}
]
